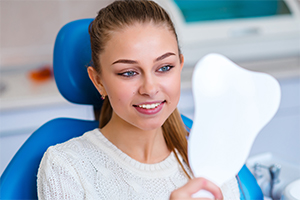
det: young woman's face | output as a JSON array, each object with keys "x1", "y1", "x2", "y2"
[{"x1": 92, "y1": 23, "x2": 183, "y2": 131}]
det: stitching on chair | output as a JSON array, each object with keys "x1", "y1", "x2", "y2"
[{"x1": 236, "y1": 174, "x2": 246, "y2": 200}]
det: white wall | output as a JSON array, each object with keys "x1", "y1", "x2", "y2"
[{"x1": 0, "y1": 0, "x2": 113, "y2": 68}]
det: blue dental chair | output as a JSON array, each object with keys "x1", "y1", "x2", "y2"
[{"x1": 0, "y1": 19, "x2": 263, "y2": 200}]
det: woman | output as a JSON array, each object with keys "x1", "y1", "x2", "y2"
[{"x1": 37, "y1": 1, "x2": 240, "y2": 199}]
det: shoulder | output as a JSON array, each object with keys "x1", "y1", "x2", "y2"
[
  {"x1": 58, "y1": 128, "x2": 100, "y2": 150},
  {"x1": 37, "y1": 128, "x2": 107, "y2": 181},
  {"x1": 41, "y1": 128, "x2": 102, "y2": 164}
]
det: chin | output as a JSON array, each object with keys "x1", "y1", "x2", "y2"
[{"x1": 134, "y1": 120, "x2": 165, "y2": 131}]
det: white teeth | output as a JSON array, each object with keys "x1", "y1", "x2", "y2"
[{"x1": 138, "y1": 102, "x2": 161, "y2": 109}]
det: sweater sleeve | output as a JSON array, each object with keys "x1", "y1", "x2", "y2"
[
  {"x1": 221, "y1": 177, "x2": 241, "y2": 200},
  {"x1": 37, "y1": 146, "x2": 85, "y2": 200}
]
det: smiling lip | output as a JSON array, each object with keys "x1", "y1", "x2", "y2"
[{"x1": 133, "y1": 101, "x2": 166, "y2": 115}]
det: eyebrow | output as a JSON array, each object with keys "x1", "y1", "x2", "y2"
[
  {"x1": 112, "y1": 52, "x2": 176, "y2": 65},
  {"x1": 112, "y1": 59, "x2": 137, "y2": 65},
  {"x1": 155, "y1": 52, "x2": 176, "y2": 62}
]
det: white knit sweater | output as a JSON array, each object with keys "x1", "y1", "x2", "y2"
[{"x1": 37, "y1": 128, "x2": 240, "y2": 199}]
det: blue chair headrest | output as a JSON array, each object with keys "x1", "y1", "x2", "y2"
[{"x1": 53, "y1": 18, "x2": 103, "y2": 107}]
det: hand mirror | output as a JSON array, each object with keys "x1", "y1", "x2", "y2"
[{"x1": 188, "y1": 54, "x2": 281, "y2": 197}]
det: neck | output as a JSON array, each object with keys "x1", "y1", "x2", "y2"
[{"x1": 101, "y1": 113, "x2": 170, "y2": 164}]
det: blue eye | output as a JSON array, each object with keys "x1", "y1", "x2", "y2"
[
  {"x1": 158, "y1": 65, "x2": 173, "y2": 72},
  {"x1": 118, "y1": 71, "x2": 137, "y2": 77}
]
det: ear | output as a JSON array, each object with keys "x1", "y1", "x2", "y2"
[
  {"x1": 87, "y1": 66, "x2": 107, "y2": 96},
  {"x1": 180, "y1": 54, "x2": 184, "y2": 71}
]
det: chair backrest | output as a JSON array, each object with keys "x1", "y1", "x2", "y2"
[
  {"x1": 0, "y1": 18, "x2": 101, "y2": 199},
  {"x1": 0, "y1": 119, "x2": 99, "y2": 199},
  {"x1": 53, "y1": 18, "x2": 102, "y2": 107},
  {"x1": 0, "y1": 19, "x2": 263, "y2": 200}
]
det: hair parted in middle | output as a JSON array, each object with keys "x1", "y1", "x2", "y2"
[{"x1": 89, "y1": 0, "x2": 191, "y2": 178}]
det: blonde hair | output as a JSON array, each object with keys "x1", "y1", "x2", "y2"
[{"x1": 89, "y1": 0, "x2": 190, "y2": 178}]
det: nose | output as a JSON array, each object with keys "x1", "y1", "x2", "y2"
[{"x1": 138, "y1": 73, "x2": 159, "y2": 97}]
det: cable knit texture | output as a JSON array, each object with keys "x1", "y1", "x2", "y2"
[{"x1": 37, "y1": 128, "x2": 240, "y2": 199}]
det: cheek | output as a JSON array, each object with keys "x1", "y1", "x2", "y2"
[
  {"x1": 163, "y1": 74, "x2": 181, "y2": 102},
  {"x1": 104, "y1": 79, "x2": 135, "y2": 105}
]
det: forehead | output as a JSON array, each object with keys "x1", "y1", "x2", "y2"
[
  {"x1": 111, "y1": 22, "x2": 176, "y2": 44},
  {"x1": 101, "y1": 22, "x2": 179, "y2": 62}
]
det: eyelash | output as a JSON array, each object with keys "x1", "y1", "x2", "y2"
[
  {"x1": 117, "y1": 71, "x2": 137, "y2": 77},
  {"x1": 117, "y1": 65, "x2": 174, "y2": 77},
  {"x1": 157, "y1": 65, "x2": 174, "y2": 72}
]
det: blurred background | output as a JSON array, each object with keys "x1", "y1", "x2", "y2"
[
  {"x1": 0, "y1": 0, "x2": 299, "y2": 199},
  {"x1": 0, "y1": 0, "x2": 114, "y2": 175}
]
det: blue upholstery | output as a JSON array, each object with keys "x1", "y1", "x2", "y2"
[
  {"x1": 0, "y1": 119, "x2": 99, "y2": 199},
  {"x1": 0, "y1": 18, "x2": 263, "y2": 200},
  {"x1": 53, "y1": 18, "x2": 102, "y2": 106},
  {"x1": 238, "y1": 165, "x2": 264, "y2": 200},
  {"x1": 0, "y1": 18, "x2": 101, "y2": 200}
]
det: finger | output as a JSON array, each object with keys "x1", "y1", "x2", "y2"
[
  {"x1": 196, "y1": 178, "x2": 223, "y2": 200},
  {"x1": 171, "y1": 178, "x2": 223, "y2": 199}
]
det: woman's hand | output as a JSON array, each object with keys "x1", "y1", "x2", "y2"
[{"x1": 170, "y1": 177, "x2": 223, "y2": 200}]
